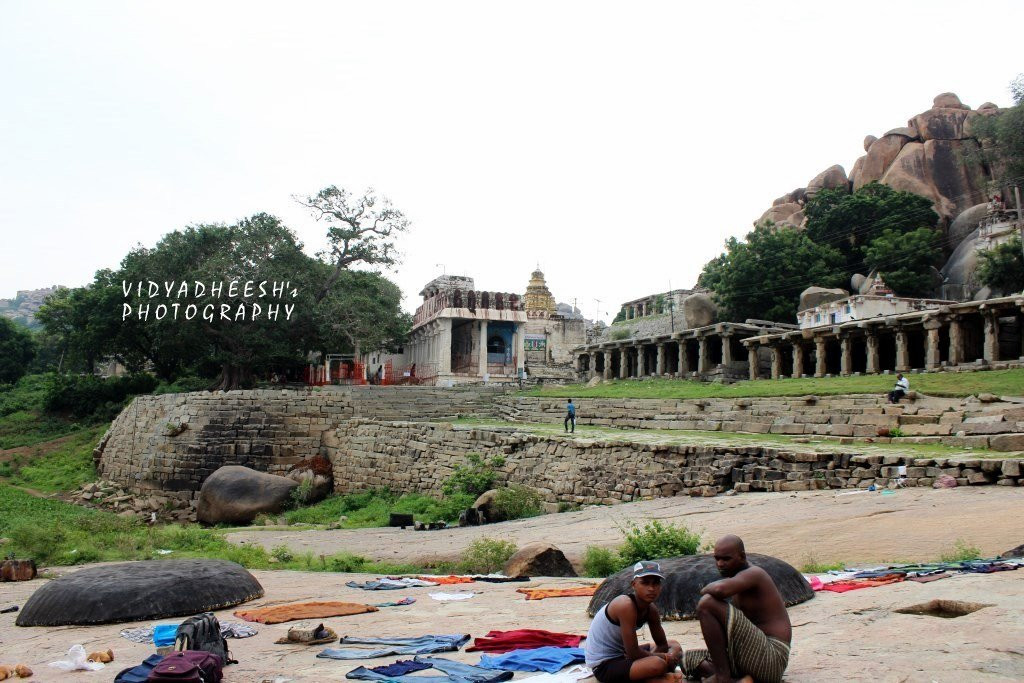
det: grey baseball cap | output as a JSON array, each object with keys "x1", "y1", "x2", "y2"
[{"x1": 632, "y1": 560, "x2": 665, "y2": 580}]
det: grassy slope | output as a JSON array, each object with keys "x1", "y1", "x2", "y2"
[{"x1": 524, "y1": 369, "x2": 1024, "y2": 399}]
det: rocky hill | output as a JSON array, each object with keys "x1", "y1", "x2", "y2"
[
  {"x1": 0, "y1": 286, "x2": 61, "y2": 328},
  {"x1": 758, "y1": 93, "x2": 1011, "y2": 230}
]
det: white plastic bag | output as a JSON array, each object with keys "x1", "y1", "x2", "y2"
[{"x1": 48, "y1": 644, "x2": 105, "y2": 672}]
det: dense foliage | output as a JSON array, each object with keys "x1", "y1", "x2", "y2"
[
  {"x1": 977, "y1": 235, "x2": 1024, "y2": 294},
  {"x1": 0, "y1": 318, "x2": 36, "y2": 384}
]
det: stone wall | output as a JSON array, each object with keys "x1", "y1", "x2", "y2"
[
  {"x1": 496, "y1": 395, "x2": 1024, "y2": 450},
  {"x1": 95, "y1": 386, "x2": 505, "y2": 499},
  {"x1": 324, "y1": 421, "x2": 1023, "y2": 505}
]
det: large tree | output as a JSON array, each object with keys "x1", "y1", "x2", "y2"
[
  {"x1": 0, "y1": 317, "x2": 36, "y2": 384},
  {"x1": 698, "y1": 223, "x2": 846, "y2": 323},
  {"x1": 977, "y1": 235, "x2": 1024, "y2": 295},
  {"x1": 803, "y1": 182, "x2": 941, "y2": 284},
  {"x1": 970, "y1": 74, "x2": 1024, "y2": 185},
  {"x1": 863, "y1": 227, "x2": 943, "y2": 297}
]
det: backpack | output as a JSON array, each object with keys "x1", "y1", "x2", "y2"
[
  {"x1": 173, "y1": 613, "x2": 233, "y2": 664},
  {"x1": 146, "y1": 651, "x2": 223, "y2": 683},
  {"x1": 114, "y1": 654, "x2": 164, "y2": 683}
]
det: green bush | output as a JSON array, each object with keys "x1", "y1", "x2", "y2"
[
  {"x1": 442, "y1": 453, "x2": 506, "y2": 497},
  {"x1": 583, "y1": 545, "x2": 625, "y2": 577},
  {"x1": 458, "y1": 537, "x2": 517, "y2": 574},
  {"x1": 492, "y1": 485, "x2": 543, "y2": 521},
  {"x1": 610, "y1": 328, "x2": 632, "y2": 341},
  {"x1": 271, "y1": 545, "x2": 295, "y2": 562},
  {"x1": 618, "y1": 520, "x2": 702, "y2": 565},
  {"x1": 289, "y1": 478, "x2": 314, "y2": 507},
  {"x1": 43, "y1": 372, "x2": 158, "y2": 420},
  {"x1": 153, "y1": 376, "x2": 212, "y2": 395},
  {"x1": 939, "y1": 539, "x2": 982, "y2": 563}
]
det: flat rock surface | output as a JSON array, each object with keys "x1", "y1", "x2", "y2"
[
  {"x1": 1, "y1": 565, "x2": 1022, "y2": 681},
  {"x1": 228, "y1": 487, "x2": 1024, "y2": 567}
]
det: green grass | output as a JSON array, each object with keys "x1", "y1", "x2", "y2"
[
  {"x1": 283, "y1": 490, "x2": 475, "y2": 527},
  {"x1": 2, "y1": 424, "x2": 105, "y2": 492},
  {"x1": 524, "y1": 369, "x2": 1024, "y2": 399}
]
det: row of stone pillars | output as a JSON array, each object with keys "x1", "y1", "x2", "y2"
[
  {"x1": 577, "y1": 334, "x2": 740, "y2": 380},
  {"x1": 747, "y1": 311, "x2": 1022, "y2": 380}
]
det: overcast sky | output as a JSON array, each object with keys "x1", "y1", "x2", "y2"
[{"x1": 2, "y1": 1, "x2": 1021, "y2": 322}]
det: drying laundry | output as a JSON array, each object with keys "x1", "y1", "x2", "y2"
[
  {"x1": 430, "y1": 591, "x2": 476, "y2": 601},
  {"x1": 348, "y1": 578, "x2": 439, "y2": 591},
  {"x1": 515, "y1": 586, "x2": 598, "y2": 601},
  {"x1": 119, "y1": 621, "x2": 258, "y2": 644},
  {"x1": 235, "y1": 601, "x2": 377, "y2": 624},
  {"x1": 373, "y1": 597, "x2": 417, "y2": 608},
  {"x1": 369, "y1": 659, "x2": 433, "y2": 676},
  {"x1": 819, "y1": 574, "x2": 905, "y2": 593},
  {"x1": 467, "y1": 629, "x2": 586, "y2": 653},
  {"x1": 345, "y1": 655, "x2": 514, "y2": 683},
  {"x1": 514, "y1": 664, "x2": 593, "y2": 683},
  {"x1": 317, "y1": 634, "x2": 471, "y2": 660},
  {"x1": 477, "y1": 647, "x2": 586, "y2": 673}
]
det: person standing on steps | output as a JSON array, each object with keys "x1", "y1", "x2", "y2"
[{"x1": 564, "y1": 398, "x2": 577, "y2": 433}]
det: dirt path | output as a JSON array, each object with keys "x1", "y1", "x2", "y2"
[{"x1": 228, "y1": 486, "x2": 1024, "y2": 569}]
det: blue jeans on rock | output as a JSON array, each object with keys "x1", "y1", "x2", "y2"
[{"x1": 345, "y1": 656, "x2": 513, "y2": 683}]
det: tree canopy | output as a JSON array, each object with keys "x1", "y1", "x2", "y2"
[
  {"x1": 0, "y1": 317, "x2": 36, "y2": 384},
  {"x1": 37, "y1": 187, "x2": 412, "y2": 390},
  {"x1": 977, "y1": 235, "x2": 1024, "y2": 295}
]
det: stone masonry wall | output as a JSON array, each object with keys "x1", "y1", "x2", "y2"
[
  {"x1": 95, "y1": 386, "x2": 504, "y2": 500},
  {"x1": 325, "y1": 421, "x2": 1023, "y2": 506},
  {"x1": 496, "y1": 395, "x2": 1024, "y2": 451}
]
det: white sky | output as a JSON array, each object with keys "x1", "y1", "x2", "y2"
[{"x1": 1, "y1": 1, "x2": 1021, "y2": 322}]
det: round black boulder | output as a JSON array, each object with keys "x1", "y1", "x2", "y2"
[
  {"x1": 587, "y1": 553, "x2": 813, "y2": 621},
  {"x1": 17, "y1": 559, "x2": 264, "y2": 626}
]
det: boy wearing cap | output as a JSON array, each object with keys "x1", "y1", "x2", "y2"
[{"x1": 584, "y1": 561, "x2": 682, "y2": 683}]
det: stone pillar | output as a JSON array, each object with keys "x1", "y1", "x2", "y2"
[
  {"x1": 924, "y1": 320, "x2": 941, "y2": 369},
  {"x1": 792, "y1": 343, "x2": 804, "y2": 378},
  {"x1": 438, "y1": 319, "x2": 452, "y2": 374},
  {"x1": 895, "y1": 329, "x2": 909, "y2": 372},
  {"x1": 814, "y1": 338, "x2": 827, "y2": 377},
  {"x1": 698, "y1": 337, "x2": 710, "y2": 374},
  {"x1": 478, "y1": 320, "x2": 489, "y2": 377},
  {"x1": 770, "y1": 346, "x2": 781, "y2": 380},
  {"x1": 721, "y1": 335, "x2": 732, "y2": 366},
  {"x1": 678, "y1": 339, "x2": 689, "y2": 377},
  {"x1": 656, "y1": 343, "x2": 665, "y2": 375},
  {"x1": 984, "y1": 313, "x2": 1000, "y2": 363},
  {"x1": 637, "y1": 345, "x2": 646, "y2": 377},
  {"x1": 840, "y1": 336, "x2": 851, "y2": 376},
  {"x1": 865, "y1": 332, "x2": 879, "y2": 374},
  {"x1": 948, "y1": 317, "x2": 963, "y2": 366},
  {"x1": 603, "y1": 351, "x2": 612, "y2": 380},
  {"x1": 747, "y1": 345, "x2": 759, "y2": 380},
  {"x1": 618, "y1": 348, "x2": 628, "y2": 379}
]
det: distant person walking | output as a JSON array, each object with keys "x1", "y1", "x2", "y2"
[
  {"x1": 888, "y1": 373, "x2": 909, "y2": 404},
  {"x1": 564, "y1": 399, "x2": 577, "y2": 433}
]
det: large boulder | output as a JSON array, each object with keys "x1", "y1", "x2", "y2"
[
  {"x1": 197, "y1": 466, "x2": 298, "y2": 525},
  {"x1": 911, "y1": 93, "x2": 972, "y2": 141},
  {"x1": 16, "y1": 559, "x2": 263, "y2": 626},
  {"x1": 855, "y1": 133, "x2": 911, "y2": 190},
  {"x1": 682, "y1": 293, "x2": 717, "y2": 329},
  {"x1": 504, "y1": 542, "x2": 577, "y2": 578},
  {"x1": 948, "y1": 203, "x2": 990, "y2": 246},
  {"x1": 757, "y1": 202, "x2": 803, "y2": 228},
  {"x1": 805, "y1": 164, "x2": 848, "y2": 198},
  {"x1": 587, "y1": 553, "x2": 813, "y2": 621},
  {"x1": 799, "y1": 286, "x2": 848, "y2": 312},
  {"x1": 881, "y1": 142, "x2": 939, "y2": 203},
  {"x1": 471, "y1": 489, "x2": 504, "y2": 523}
]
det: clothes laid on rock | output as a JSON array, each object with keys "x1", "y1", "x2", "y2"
[
  {"x1": 317, "y1": 634, "x2": 471, "y2": 660},
  {"x1": 805, "y1": 558, "x2": 1023, "y2": 593},
  {"x1": 118, "y1": 621, "x2": 258, "y2": 644},
  {"x1": 820, "y1": 573, "x2": 905, "y2": 593},
  {"x1": 113, "y1": 654, "x2": 164, "y2": 683},
  {"x1": 417, "y1": 575, "x2": 475, "y2": 585},
  {"x1": 681, "y1": 604, "x2": 789, "y2": 683},
  {"x1": 477, "y1": 647, "x2": 586, "y2": 673},
  {"x1": 369, "y1": 659, "x2": 433, "y2": 676},
  {"x1": 345, "y1": 655, "x2": 514, "y2": 683},
  {"x1": 372, "y1": 597, "x2": 417, "y2": 608},
  {"x1": 467, "y1": 630, "x2": 586, "y2": 653},
  {"x1": 513, "y1": 664, "x2": 592, "y2": 683},
  {"x1": 235, "y1": 601, "x2": 377, "y2": 624},
  {"x1": 347, "y1": 578, "x2": 439, "y2": 590},
  {"x1": 429, "y1": 591, "x2": 476, "y2": 601},
  {"x1": 515, "y1": 586, "x2": 598, "y2": 601}
]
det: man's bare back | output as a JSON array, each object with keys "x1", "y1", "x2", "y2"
[{"x1": 724, "y1": 565, "x2": 791, "y2": 644}]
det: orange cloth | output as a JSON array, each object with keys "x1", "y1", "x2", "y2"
[
  {"x1": 234, "y1": 601, "x2": 378, "y2": 624},
  {"x1": 820, "y1": 574, "x2": 905, "y2": 593},
  {"x1": 419, "y1": 575, "x2": 475, "y2": 585},
  {"x1": 516, "y1": 586, "x2": 598, "y2": 600}
]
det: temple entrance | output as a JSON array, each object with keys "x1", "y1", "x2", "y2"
[{"x1": 451, "y1": 320, "x2": 475, "y2": 373}]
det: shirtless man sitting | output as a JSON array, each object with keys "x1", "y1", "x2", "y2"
[
  {"x1": 585, "y1": 561, "x2": 683, "y2": 683},
  {"x1": 682, "y1": 536, "x2": 792, "y2": 683}
]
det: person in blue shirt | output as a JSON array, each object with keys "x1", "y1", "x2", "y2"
[{"x1": 565, "y1": 399, "x2": 577, "y2": 433}]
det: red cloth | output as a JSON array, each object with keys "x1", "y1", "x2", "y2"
[
  {"x1": 466, "y1": 629, "x2": 586, "y2": 653},
  {"x1": 819, "y1": 574, "x2": 904, "y2": 593}
]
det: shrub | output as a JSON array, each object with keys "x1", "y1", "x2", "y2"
[
  {"x1": 492, "y1": 485, "x2": 543, "y2": 521},
  {"x1": 43, "y1": 372, "x2": 158, "y2": 420},
  {"x1": 939, "y1": 539, "x2": 982, "y2": 563},
  {"x1": 153, "y1": 376, "x2": 212, "y2": 395},
  {"x1": 888, "y1": 427, "x2": 906, "y2": 438},
  {"x1": 583, "y1": 546, "x2": 625, "y2": 577},
  {"x1": 458, "y1": 537, "x2": 516, "y2": 574},
  {"x1": 618, "y1": 520, "x2": 702, "y2": 565},
  {"x1": 271, "y1": 545, "x2": 295, "y2": 562},
  {"x1": 289, "y1": 478, "x2": 314, "y2": 507},
  {"x1": 442, "y1": 453, "x2": 506, "y2": 497},
  {"x1": 610, "y1": 328, "x2": 632, "y2": 341}
]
